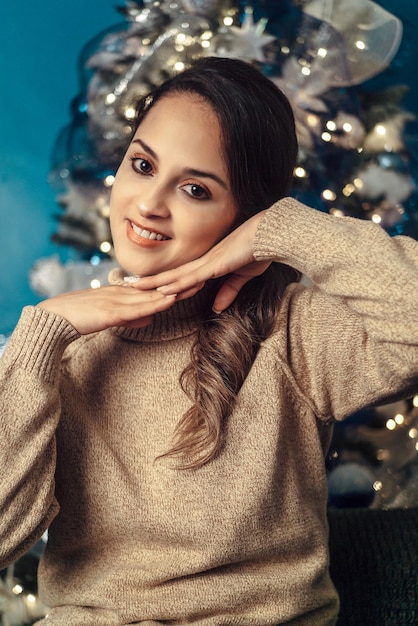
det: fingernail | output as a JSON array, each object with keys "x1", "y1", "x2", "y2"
[
  {"x1": 212, "y1": 307, "x2": 222, "y2": 314},
  {"x1": 124, "y1": 276, "x2": 141, "y2": 284}
]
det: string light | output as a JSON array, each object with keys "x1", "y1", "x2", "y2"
[
  {"x1": 326, "y1": 121, "x2": 337, "y2": 131},
  {"x1": 294, "y1": 166, "x2": 307, "y2": 178},
  {"x1": 124, "y1": 106, "x2": 136, "y2": 120},
  {"x1": 100, "y1": 241, "x2": 112, "y2": 254},
  {"x1": 343, "y1": 184, "x2": 355, "y2": 197},
  {"x1": 322, "y1": 189, "x2": 336, "y2": 202},
  {"x1": 104, "y1": 175, "x2": 115, "y2": 187}
]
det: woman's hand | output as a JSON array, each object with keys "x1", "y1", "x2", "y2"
[
  {"x1": 134, "y1": 211, "x2": 271, "y2": 312},
  {"x1": 37, "y1": 285, "x2": 177, "y2": 335}
]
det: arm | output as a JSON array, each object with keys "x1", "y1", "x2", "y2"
[
  {"x1": 0, "y1": 284, "x2": 177, "y2": 567},
  {"x1": 134, "y1": 197, "x2": 418, "y2": 417},
  {"x1": 0, "y1": 307, "x2": 78, "y2": 567},
  {"x1": 254, "y1": 198, "x2": 418, "y2": 418}
]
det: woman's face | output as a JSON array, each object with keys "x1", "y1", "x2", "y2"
[{"x1": 109, "y1": 93, "x2": 238, "y2": 277}]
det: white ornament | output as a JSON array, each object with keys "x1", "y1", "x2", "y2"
[{"x1": 214, "y1": 7, "x2": 275, "y2": 63}]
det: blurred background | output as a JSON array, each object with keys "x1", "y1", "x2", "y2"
[{"x1": 0, "y1": 1, "x2": 117, "y2": 335}]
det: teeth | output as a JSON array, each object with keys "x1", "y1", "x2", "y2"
[{"x1": 131, "y1": 222, "x2": 168, "y2": 240}]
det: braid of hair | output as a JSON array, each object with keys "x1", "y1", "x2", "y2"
[{"x1": 161, "y1": 264, "x2": 300, "y2": 469}]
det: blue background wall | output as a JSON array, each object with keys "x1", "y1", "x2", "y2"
[{"x1": 1, "y1": 0, "x2": 417, "y2": 335}]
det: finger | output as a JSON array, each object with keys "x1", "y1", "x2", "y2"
[
  {"x1": 171, "y1": 282, "x2": 206, "y2": 301},
  {"x1": 138, "y1": 264, "x2": 209, "y2": 295},
  {"x1": 212, "y1": 275, "x2": 253, "y2": 313}
]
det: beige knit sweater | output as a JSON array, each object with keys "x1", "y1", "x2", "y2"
[{"x1": 2, "y1": 198, "x2": 418, "y2": 625}]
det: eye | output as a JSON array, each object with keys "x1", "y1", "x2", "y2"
[
  {"x1": 130, "y1": 157, "x2": 153, "y2": 175},
  {"x1": 182, "y1": 183, "x2": 210, "y2": 200}
]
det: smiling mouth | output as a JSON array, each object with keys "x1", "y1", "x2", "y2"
[{"x1": 130, "y1": 221, "x2": 171, "y2": 241}]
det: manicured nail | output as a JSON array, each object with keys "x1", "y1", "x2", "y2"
[
  {"x1": 212, "y1": 307, "x2": 222, "y2": 314},
  {"x1": 124, "y1": 276, "x2": 141, "y2": 284}
]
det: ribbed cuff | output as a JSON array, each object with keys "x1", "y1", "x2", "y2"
[
  {"x1": 2, "y1": 306, "x2": 80, "y2": 384},
  {"x1": 253, "y1": 197, "x2": 337, "y2": 274}
]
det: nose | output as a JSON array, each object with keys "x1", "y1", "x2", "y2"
[{"x1": 136, "y1": 185, "x2": 170, "y2": 219}]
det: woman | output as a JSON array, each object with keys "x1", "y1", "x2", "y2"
[{"x1": 1, "y1": 57, "x2": 418, "y2": 625}]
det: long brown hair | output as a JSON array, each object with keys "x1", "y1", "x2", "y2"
[{"x1": 134, "y1": 57, "x2": 299, "y2": 468}]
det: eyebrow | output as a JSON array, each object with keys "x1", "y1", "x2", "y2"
[{"x1": 131, "y1": 138, "x2": 228, "y2": 190}]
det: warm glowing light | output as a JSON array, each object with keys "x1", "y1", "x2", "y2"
[
  {"x1": 355, "y1": 40, "x2": 366, "y2": 50},
  {"x1": 105, "y1": 93, "x2": 116, "y2": 105},
  {"x1": 373, "y1": 481, "x2": 383, "y2": 491},
  {"x1": 223, "y1": 16, "x2": 233, "y2": 26},
  {"x1": 124, "y1": 106, "x2": 136, "y2": 120},
  {"x1": 99, "y1": 204, "x2": 110, "y2": 218},
  {"x1": 317, "y1": 47, "x2": 328, "y2": 58},
  {"x1": 322, "y1": 189, "x2": 336, "y2": 201},
  {"x1": 376, "y1": 124, "x2": 387, "y2": 136},
  {"x1": 326, "y1": 121, "x2": 337, "y2": 131},
  {"x1": 294, "y1": 166, "x2": 307, "y2": 178},
  {"x1": 330, "y1": 208, "x2": 345, "y2": 217},
  {"x1": 201, "y1": 40, "x2": 211, "y2": 48},
  {"x1": 301, "y1": 67, "x2": 311, "y2": 76},
  {"x1": 104, "y1": 175, "x2": 115, "y2": 187},
  {"x1": 91, "y1": 279, "x2": 101, "y2": 289},
  {"x1": 342, "y1": 122, "x2": 353, "y2": 133},
  {"x1": 176, "y1": 33, "x2": 186, "y2": 43},
  {"x1": 395, "y1": 414, "x2": 405, "y2": 425},
  {"x1": 281, "y1": 46, "x2": 290, "y2": 54},
  {"x1": 321, "y1": 132, "x2": 332, "y2": 142},
  {"x1": 26, "y1": 594, "x2": 37, "y2": 605},
  {"x1": 386, "y1": 418, "x2": 396, "y2": 430},
  {"x1": 376, "y1": 449, "x2": 389, "y2": 461},
  {"x1": 343, "y1": 184, "x2": 355, "y2": 197},
  {"x1": 174, "y1": 62, "x2": 185, "y2": 72},
  {"x1": 100, "y1": 241, "x2": 112, "y2": 254},
  {"x1": 408, "y1": 428, "x2": 418, "y2": 439},
  {"x1": 306, "y1": 114, "x2": 318, "y2": 127},
  {"x1": 371, "y1": 214, "x2": 382, "y2": 224},
  {"x1": 413, "y1": 395, "x2": 418, "y2": 407},
  {"x1": 353, "y1": 178, "x2": 363, "y2": 190},
  {"x1": 12, "y1": 584, "x2": 23, "y2": 595}
]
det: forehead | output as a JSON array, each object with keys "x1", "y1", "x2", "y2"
[{"x1": 135, "y1": 93, "x2": 222, "y2": 148}]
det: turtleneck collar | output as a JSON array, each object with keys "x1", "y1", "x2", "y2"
[{"x1": 108, "y1": 267, "x2": 219, "y2": 343}]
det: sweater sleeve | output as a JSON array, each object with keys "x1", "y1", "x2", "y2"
[
  {"x1": 253, "y1": 197, "x2": 418, "y2": 420},
  {"x1": 0, "y1": 306, "x2": 80, "y2": 568}
]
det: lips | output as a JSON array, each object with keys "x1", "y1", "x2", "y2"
[{"x1": 130, "y1": 221, "x2": 170, "y2": 241}]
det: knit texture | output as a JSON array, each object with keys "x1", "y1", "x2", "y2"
[{"x1": 1, "y1": 197, "x2": 418, "y2": 625}]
